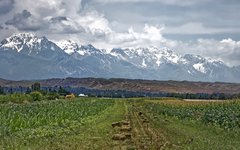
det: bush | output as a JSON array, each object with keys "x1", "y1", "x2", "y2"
[
  {"x1": 46, "y1": 92, "x2": 60, "y2": 100},
  {"x1": 11, "y1": 93, "x2": 31, "y2": 103},
  {"x1": 0, "y1": 93, "x2": 31, "y2": 104},
  {"x1": 0, "y1": 95, "x2": 8, "y2": 103},
  {"x1": 30, "y1": 91, "x2": 43, "y2": 101}
]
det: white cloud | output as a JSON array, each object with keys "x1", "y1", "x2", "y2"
[
  {"x1": 15, "y1": 0, "x2": 63, "y2": 18},
  {"x1": 75, "y1": 11, "x2": 112, "y2": 36},
  {"x1": 106, "y1": 24, "x2": 165, "y2": 48},
  {"x1": 163, "y1": 22, "x2": 240, "y2": 34},
  {"x1": 92, "y1": 0, "x2": 211, "y2": 6}
]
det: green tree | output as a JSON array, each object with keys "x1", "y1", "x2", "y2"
[
  {"x1": 31, "y1": 82, "x2": 41, "y2": 91},
  {"x1": 0, "y1": 86, "x2": 5, "y2": 95},
  {"x1": 26, "y1": 87, "x2": 31, "y2": 94},
  {"x1": 9, "y1": 87, "x2": 13, "y2": 94},
  {"x1": 58, "y1": 86, "x2": 70, "y2": 96}
]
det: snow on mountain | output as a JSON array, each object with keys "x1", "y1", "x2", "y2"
[
  {"x1": 110, "y1": 47, "x2": 185, "y2": 69},
  {"x1": 109, "y1": 47, "x2": 240, "y2": 82},
  {"x1": 0, "y1": 33, "x2": 64, "y2": 60},
  {"x1": 56, "y1": 40, "x2": 104, "y2": 57},
  {"x1": 193, "y1": 63, "x2": 207, "y2": 73},
  {"x1": 0, "y1": 33, "x2": 39, "y2": 52},
  {"x1": 0, "y1": 33, "x2": 240, "y2": 82},
  {"x1": 183, "y1": 54, "x2": 228, "y2": 74},
  {"x1": 56, "y1": 40, "x2": 79, "y2": 55}
]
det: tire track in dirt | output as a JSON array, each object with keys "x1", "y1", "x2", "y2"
[
  {"x1": 130, "y1": 104, "x2": 169, "y2": 150},
  {"x1": 111, "y1": 102, "x2": 135, "y2": 150},
  {"x1": 111, "y1": 101, "x2": 169, "y2": 150}
]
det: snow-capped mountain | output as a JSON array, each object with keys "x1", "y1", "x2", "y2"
[
  {"x1": 0, "y1": 33, "x2": 65, "y2": 60},
  {"x1": 109, "y1": 47, "x2": 237, "y2": 82},
  {"x1": 0, "y1": 33, "x2": 239, "y2": 82},
  {"x1": 57, "y1": 40, "x2": 104, "y2": 58},
  {"x1": 56, "y1": 40, "x2": 148, "y2": 79},
  {"x1": 57, "y1": 40, "x2": 80, "y2": 55},
  {"x1": 110, "y1": 47, "x2": 185, "y2": 69}
]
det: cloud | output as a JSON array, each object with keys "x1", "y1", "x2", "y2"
[
  {"x1": 41, "y1": 11, "x2": 112, "y2": 41},
  {"x1": 107, "y1": 25, "x2": 165, "y2": 48},
  {"x1": 3, "y1": 1, "x2": 112, "y2": 38},
  {"x1": 163, "y1": 22, "x2": 240, "y2": 35},
  {"x1": 0, "y1": 0, "x2": 15, "y2": 15},
  {"x1": 46, "y1": 16, "x2": 85, "y2": 34},
  {"x1": 50, "y1": 16, "x2": 68, "y2": 22},
  {"x1": 75, "y1": 11, "x2": 112, "y2": 37},
  {"x1": 5, "y1": 10, "x2": 43, "y2": 31},
  {"x1": 14, "y1": 0, "x2": 64, "y2": 18},
  {"x1": 219, "y1": 39, "x2": 240, "y2": 65},
  {"x1": 92, "y1": 0, "x2": 211, "y2": 6},
  {"x1": 13, "y1": 0, "x2": 81, "y2": 18}
]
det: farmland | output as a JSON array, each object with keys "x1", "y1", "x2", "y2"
[{"x1": 1, "y1": 97, "x2": 240, "y2": 149}]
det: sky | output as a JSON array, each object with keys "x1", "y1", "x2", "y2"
[{"x1": 0, "y1": 0, "x2": 240, "y2": 66}]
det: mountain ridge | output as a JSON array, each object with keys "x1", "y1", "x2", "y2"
[
  {"x1": 1, "y1": 77, "x2": 240, "y2": 94},
  {"x1": 0, "y1": 33, "x2": 239, "y2": 82}
]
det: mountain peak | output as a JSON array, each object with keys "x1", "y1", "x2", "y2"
[
  {"x1": 0, "y1": 33, "x2": 48, "y2": 52},
  {"x1": 82, "y1": 44, "x2": 96, "y2": 50},
  {"x1": 56, "y1": 40, "x2": 79, "y2": 55},
  {"x1": 80, "y1": 44, "x2": 102, "y2": 53},
  {"x1": 111, "y1": 48, "x2": 126, "y2": 54},
  {"x1": 0, "y1": 33, "x2": 63, "y2": 60}
]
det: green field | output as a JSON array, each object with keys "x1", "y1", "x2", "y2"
[{"x1": 1, "y1": 97, "x2": 240, "y2": 149}]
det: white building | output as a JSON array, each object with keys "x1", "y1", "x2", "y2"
[{"x1": 78, "y1": 93, "x2": 88, "y2": 97}]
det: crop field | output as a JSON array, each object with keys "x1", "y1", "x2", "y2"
[{"x1": 1, "y1": 97, "x2": 240, "y2": 149}]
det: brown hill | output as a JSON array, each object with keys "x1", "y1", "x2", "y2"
[{"x1": 1, "y1": 77, "x2": 240, "y2": 94}]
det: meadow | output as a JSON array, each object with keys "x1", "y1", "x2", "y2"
[{"x1": 1, "y1": 97, "x2": 240, "y2": 149}]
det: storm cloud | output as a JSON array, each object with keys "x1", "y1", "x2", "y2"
[
  {"x1": 5, "y1": 9, "x2": 42, "y2": 31},
  {"x1": 0, "y1": 0, "x2": 15, "y2": 15}
]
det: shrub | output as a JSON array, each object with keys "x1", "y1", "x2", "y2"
[
  {"x1": 0, "y1": 93, "x2": 31, "y2": 104},
  {"x1": 30, "y1": 91, "x2": 43, "y2": 101},
  {"x1": 46, "y1": 92, "x2": 60, "y2": 100}
]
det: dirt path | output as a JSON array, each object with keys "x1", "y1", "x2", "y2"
[
  {"x1": 130, "y1": 104, "x2": 169, "y2": 150},
  {"x1": 111, "y1": 102, "x2": 169, "y2": 150}
]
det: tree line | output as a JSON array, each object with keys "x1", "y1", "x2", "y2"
[{"x1": 0, "y1": 83, "x2": 240, "y2": 100}]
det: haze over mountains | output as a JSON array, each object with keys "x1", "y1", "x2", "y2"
[{"x1": 0, "y1": 33, "x2": 239, "y2": 82}]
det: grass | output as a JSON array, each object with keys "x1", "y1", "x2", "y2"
[
  {"x1": 1, "y1": 97, "x2": 240, "y2": 149},
  {"x1": 141, "y1": 99, "x2": 240, "y2": 149},
  {"x1": 37, "y1": 100, "x2": 127, "y2": 150},
  {"x1": 147, "y1": 114, "x2": 240, "y2": 149},
  {"x1": 0, "y1": 98, "x2": 126, "y2": 149},
  {"x1": 144, "y1": 99, "x2": 240, "y2": 129}
]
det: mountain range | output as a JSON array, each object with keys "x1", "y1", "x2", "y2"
[{"x1": 0, "y1": 33, "x2": 239, "y2": 82}]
